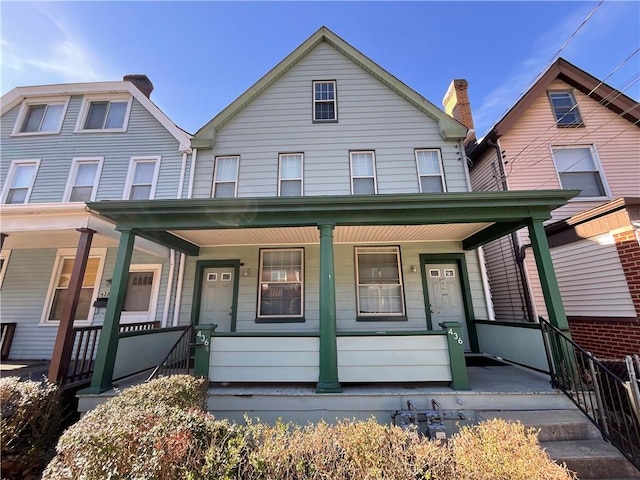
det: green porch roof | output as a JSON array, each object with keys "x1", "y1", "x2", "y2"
[{"x1": 87, "y1": 190, "x2": 578, "y2": 256}]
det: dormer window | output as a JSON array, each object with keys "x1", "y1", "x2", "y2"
[
  {"x1": 76, "y1": 94, "x2": 132, "y2": 132},
  {"x1": 12, "y1": 97, "x2": 68, "y2": 135},
  {"x1": 548, "y1": 91, "x2": 583, "y2": 127},
  {"x1": 313, "y1": 80, "x2": 337, "y2": 122}
]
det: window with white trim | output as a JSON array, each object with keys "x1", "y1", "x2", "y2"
[
  {"x1": 0, "y1": 250, "x2": 11, "y2": 288},
  {"x1": 415, "y1": 149, "x2": 446, "y2": 193},
  {"x1": 2, "y1": 160, "x2": 40, "y2": 204},
  {"x1": 258, "y1": 248, "x2": 304, "y2": 319},
  {"x1": 313, "y1": 80, "x2": 337, "y2": 121},
  {"x1": 350, "y1": 151, "x2": 377, "y2": 194},
  {"x1": 278, "y1": 153, "x2": 303, "y2": 196},
  {"x1": 65, "y1": 158, "x2": 103, "y2": 202},
  {"x1": 13, "y1": 97, "x2": 68, "y2": 135},
  {"x1": 548, "y1": 91, "x2": 583, "y2": 127},
  {"x1": 76, "y1": 95, "x2": 131, "y2": 132},
  {"x1": 551, "y1": 146, "x2": 608, "y2": 198},
  {"x1": 124, "y1": 157, "x2": 160, "y2": 200},
  {"x1": 355, "y1": 246, "x2": 405, "y2": 317},
  {"x1": 41, "y1": 248, "x2": 106, "y2": 325},
  {"x1": 213, "y1": 156, "x2": 239, "y2": 198}
]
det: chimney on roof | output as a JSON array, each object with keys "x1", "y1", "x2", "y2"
[
  {"x1": 123, "y1": 74, "x2": 154, "y2": 98},
  {"x1": 443, "y1": 79, "x2": 475, "y2": 146}
]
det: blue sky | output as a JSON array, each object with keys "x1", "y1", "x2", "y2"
[{"x1": 1, "y1": 1, "x2": 638, "y2": 138}]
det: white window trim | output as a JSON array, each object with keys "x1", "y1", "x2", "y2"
[
  {"x1": 40, "y1": 247, "x2": 107, "y2": 326},
  {"x1": 11, "y1": 96, "x2": 69, "y2": 136},
  {"x1": 257, "y1": 248, "x2": 304, "y2": 319},
  {"x1": 1, "y1": 159, "x2": 41, "y2": 204},
  {"x1": 63, "y1": 157, "x2": 104, "y2": 202},
  {"x1": 0, "y1": 250, "x2": 11, "y2": 289},
  {"x1": 123, "y1": 156, "x2": 161, "y2": 200},
  {"x1": 548, "y1": 90, "x2": 583, "y2": 127},
  {"x1": 120, "y1": 264, "x2": 162, "y2": 324},
  {"x1": 278, "y1": 153, "x2": 304, "y2": 196},
  {"x1": 355, "y1": 246, "x2": 406, "y2": 317},
  {"x1": 312, "y1": 80, "x2": 338, "y2": 122},
  {"x1": 212, "y1": 155, "x2": 240, "y2": 198},
  {"x1": 415, "y1": 149, "x2": 447, "y2": 193},
  {"x1": 350, "y1": 150, "x2": 378, "y2": 194},
  {"x1": 74, "y1": 93, "x2": 133, "y2": 133},
  {"x1": 550, "y1": 144, "x2": 612, "y2": 201}
]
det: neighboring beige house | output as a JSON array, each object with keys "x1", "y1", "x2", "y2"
[{"x1": 460, "y1": 58, "x2": 640, "y2": 359}]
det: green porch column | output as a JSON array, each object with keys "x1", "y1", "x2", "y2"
[
  {"x1": 194, "y1": 324, "x2": 216, "y2": 378},
  {"x1": 316, "y1": 223, "x2": 342, "y2": 393},
  {"x1": 441, "y1": 322, "x2": 470, "y2": 390},
  {"x1": 527, "y1": 219, "x2": 569, "y2": 331},
  {"x1": 86, "y1": 229, "x2": 136, "y2": 393}
]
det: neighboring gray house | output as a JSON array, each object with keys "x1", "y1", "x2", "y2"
[
  {"x1": 0, "y1": 75, "x2": 192, "y2": 375},
  {"x1": 81, "y1": 27, "x2": 574, "y2": 395}
]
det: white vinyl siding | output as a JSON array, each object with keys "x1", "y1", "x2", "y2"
[
  {"x1": 2, "y1": 160, "x2": 40, "y2": 204},
  {"x1": 551, "y1": 145, "x2": 609, "y2": 199},
  {"x1": 350, "y1": 151, "x2": 377, "y2": 194},
  {"x1": 75, "y1": 94, "x2": 132, "y2": 132},
  {"x1": 213, "y1": 156, "x2": 239, "y2": 198},
  {"x1": 415, "y1": 149, "x2": 446, "y2": 193},
  {"x1": 355, "y1": 246, "x2": 404, "y2": 317},
  {"x1": 124, "y1": 157, "x2": 160, "y2": 200},
  {"x1": 12, "y1": 97, "x2": 69, "y2": 135},
  {"x1": 552, "y1": 235, "x2": 636, "y2": 318},
  {"x1": 64, "y1": 157, "x2": 103, "y2": 202},
  {"x1": 278, "y1": 153, "x2": 303, "y2": 196}
]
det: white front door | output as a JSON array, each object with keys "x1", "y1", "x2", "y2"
[
  {"x1": 426, "y1": 263, "x2": 470, "y2": 348},
  {"x1": 199, "y1": 267, "x2": 235, "y2": 332}
]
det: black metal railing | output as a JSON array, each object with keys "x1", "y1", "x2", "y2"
[
  {"x1": 146, "y1": 325, "x2": 193, "y2": 382},
  {"x1": 540, "y1": 317, "x2": 640, "y2": 470}
]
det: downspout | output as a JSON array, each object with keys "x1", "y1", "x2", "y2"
[
  {"x1": 488, "y1": 137, "x2": 536, "y2": 322},
  {"x1": 173, "y1": 147, "x2": 197, "y2": 326},
  {"x1": 461, "y1": 140, "x2": 495, "y2": 320},
  {"x1": 161, "y1": 150, "x2": 189, "y2": 327}
]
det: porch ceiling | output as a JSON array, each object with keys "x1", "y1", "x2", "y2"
[{"x1": 86, "y1": 191, "x2": 579, "y2": 255}]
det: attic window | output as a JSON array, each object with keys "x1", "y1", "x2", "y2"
[
  {"x1": 548, "y1": 91, "x2": 583, "y2": 127},
  {"x1": 313, "y1": 81, "x2": 337, "y2": 122}
]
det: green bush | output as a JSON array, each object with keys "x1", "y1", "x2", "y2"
[{"x1": 0, "y1": 376, "x2": 63, "y2": 480}]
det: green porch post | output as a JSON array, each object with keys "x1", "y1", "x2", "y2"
[
  {"x1": 316, "y1": 224, "x2": 342, "y2": 393},
  {"x1": 194, "y1": 324, "x2": 215, "y2": 378},
  {"x1": 441, "y1": 321, "x2": 470, "y2": 390},
  {"x1": 527, "y1": 220, "x2": 569, "y2": 331},
  {"x1": 85, "y1": 229, "x2": 136, "y2": 393}
]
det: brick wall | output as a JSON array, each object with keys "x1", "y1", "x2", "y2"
[
  {"x1": 613, "y1": 229, "x2": 640, "y2": 319},
  {"x1": 569, "y1": 318, "x2": 640, "y2": 359}
]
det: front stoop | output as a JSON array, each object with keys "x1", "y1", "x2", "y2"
[{"x1": 478, "y1": 410, "x2": 640, "y2": 480}]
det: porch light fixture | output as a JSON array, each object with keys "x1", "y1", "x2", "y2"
[
  {"x1": 411, "y1": 265, "x2": 418, "y2": 273},
  {"x1": 242, "y1": 268, "x2": 250, "y2": 277}
]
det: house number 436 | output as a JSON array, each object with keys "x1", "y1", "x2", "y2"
[{"x1": 448, "y1": 328, "x2": 464, "y2": 345}]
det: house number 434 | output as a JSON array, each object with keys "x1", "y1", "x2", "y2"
[{"x1": 448, "y1": 328, "x2": 464, "y2": 345}]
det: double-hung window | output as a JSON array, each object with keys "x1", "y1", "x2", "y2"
[
  {"x1": 548, "y1": 91, "x2": 583, "y2": 127},
  {"x1": 124, "y1": 157, "x2": 160, "y2": 200},
  {"x1": 551, "y1": 146, "x2": 608, "y2": 198},
  {"x1": 278, "y1": 153, "x2": 303, "y2": 196},
  {"x1": 355, "y1": 247, "x2": 405, "y2": 318},
  {"x1": 13, "y1": 98, "x2": 68, "y2": 135},
  {"x1": 65, "y1": 158, "x2": 103, "y2": 202},
  {"x1": 258, "y1": 248, "x2": 304, "y2": 321},
  {"x1": 2, "y1": 160, "x2": 40, "y2": 204},
  {"x1": 42, "y1": 248, "x2": 106, "y2": 325},
  {"x1": 213, "y1": 156, "x2": 239, "y2": 198},
  {"x1": 415, "y1": 149, "x2": 446, "y2": 193},
  {"x1": 313, "y1": 80, "x2": 337, "y2": 121},
  {"x1": 350, "y1": 151, "x2": 377, "y2": 194},
  {"x1": 0, "y1": 250, "x2": 10, "y2": 288},
  {"x1": 76, "y1": 95, "x2": 131, "y2": 132}
]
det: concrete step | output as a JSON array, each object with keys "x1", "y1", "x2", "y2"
[{"x1": 541, "y1": 439, "x2": 640, "y2": 479}]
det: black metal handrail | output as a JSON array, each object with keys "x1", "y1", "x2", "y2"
[
  {"x1": 146, "y1": 325, "x2": 193, "y2": 382},
  {"x1": 539, "y1": 317, "x2": 639, "y2": 470}
]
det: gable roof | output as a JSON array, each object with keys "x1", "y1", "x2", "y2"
[
  {"x1": 1, "y1": 80, "x2": 192, "y2": 151},
  {"x1": 191, "y1": 26, "x2": 467, "y2": 149},
  {"x1": 469, "y1": 57, "x2": 640, "y2": 160}
]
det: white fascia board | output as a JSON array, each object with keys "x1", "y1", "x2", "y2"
[{"x1": 1, "y1": 81, "x2": 192, "y2": 152}]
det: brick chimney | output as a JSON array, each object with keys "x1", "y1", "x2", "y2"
[
  {"x1": 123, "y1": 74, "x2": 154, "y2": 98},
  {"x1": 443, "y1": 79, "x2": 475, "y2": 145}
]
